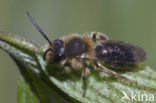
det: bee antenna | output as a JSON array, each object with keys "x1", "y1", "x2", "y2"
[{"x1": 26, "y1": 11, "x2": 52, "y2": 45}]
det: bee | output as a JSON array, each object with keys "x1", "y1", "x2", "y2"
[{"x1": 26, "y1": 11, "x2": 146, "y2": 96}]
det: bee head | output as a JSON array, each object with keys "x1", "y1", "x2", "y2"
[
  {"x1": 26, "y1": 11, "x2": 66, "y2": 64},
  {"x1": 43, "y1": 39, "x2": 66, "y2": 64}
]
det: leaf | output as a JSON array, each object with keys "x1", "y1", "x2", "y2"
[
  {"x1": 0, "y1": 31, "x2": 156, "y2": 103},
  {"x1": 17, "y1": 77, "x2": 38, "y2": 103}
]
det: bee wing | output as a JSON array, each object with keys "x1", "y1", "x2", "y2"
[{"x1": 95, "y1": 40, "x2": 146, "y2": 64}]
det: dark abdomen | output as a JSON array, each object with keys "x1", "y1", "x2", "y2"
[{"x1": 95, "y1": 40, "x2": 146, "y2": 65}]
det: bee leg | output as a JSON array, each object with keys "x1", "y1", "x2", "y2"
[
  {"x1": 94, "y1": 61, "x2": 137, "y2": 84},
  {"x1": 79, "y1": 59, "x2": 89, "y2": 97},
  {"x1": 92, "y1": 32, "x2": 109, "y2": 42},
  {"x1": 82, "y1": 65, "x2": 87, "y2": 97},
  {"x1": 76, "y1": 57, "x2": 90, "y2": 96},
  {"x1": 92, "y1": 32, "x2": 97, "y2": 42},
  {"x1": 98, "y1": 33, "x2": 109, "y2": 40},
  {"x1": 63, "y1": 61, "x2": 71, "y2": 73}
]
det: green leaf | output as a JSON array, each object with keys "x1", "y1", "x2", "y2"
[
  {"x1": 0, "y1": 31, "x2": 156, "y2": 103},
  {"x1": 17, "y1": 77, "x2": 38, "y2": 103}
]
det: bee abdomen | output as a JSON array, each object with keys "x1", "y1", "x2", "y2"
[{"x1": 95, "y1": 40, "x2": 146, "y2": 64}]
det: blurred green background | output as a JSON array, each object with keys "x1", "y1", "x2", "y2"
[{"x1": 0, "y1": 0, "x2": 156, "y2": 103}]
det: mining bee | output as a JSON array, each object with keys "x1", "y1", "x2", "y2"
[{"x1": 26, "y1": 11, "x2": 146, "y2": 96}]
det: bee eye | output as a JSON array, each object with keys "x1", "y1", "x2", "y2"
[
  {"x1": 55, "y1": 39, "x2": 63, "y2": 47},
  {"x1": 53, "y1": 39, "x2": 65, "y2": 53},
  {"x1": 50, "y1": 39, "x2": 66, "y2": 63}
]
